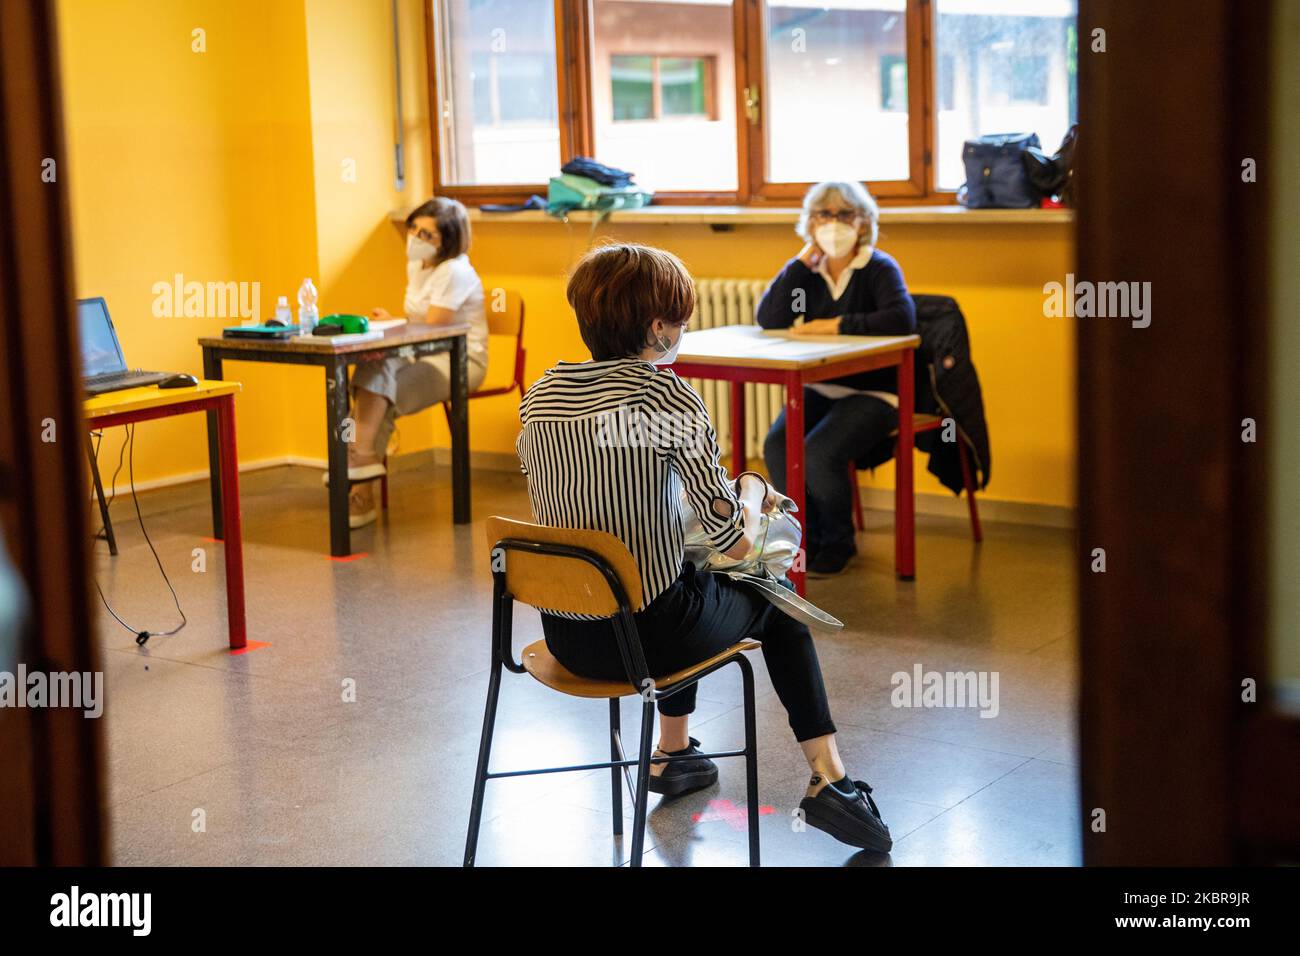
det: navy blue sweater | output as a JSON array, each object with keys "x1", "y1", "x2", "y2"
[{"x1": 755, "y1": 250, "x2": 917, "y2": 394}]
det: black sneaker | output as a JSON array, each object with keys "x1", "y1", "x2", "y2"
[
  {"x1": 647, "y1": 737, "x2": 718, "y2": 797},
  {"x1": 799, "y1": 774, "x2": 893, "y2": 852},
  {"x1": 807, "y1": 542, "x2": 856, "y2": 577}
]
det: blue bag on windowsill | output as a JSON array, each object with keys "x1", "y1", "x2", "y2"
[{"x1": 958, "y1": 132, "x2": 1042, "y2": 209}]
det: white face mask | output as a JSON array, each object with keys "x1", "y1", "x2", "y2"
[
  {"x1": 813, "y1": 221, "x2": 859, "y2": 259},
  {"x1": 650, "y1": 323, "x2": 684, "y2": 365},
  {"x1": 406, "y1": 234, "x2": 438, "y2": 262}
]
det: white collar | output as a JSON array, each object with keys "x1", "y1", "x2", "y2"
[{"x1": 817, "y1": 245, "x2": 874, "y2": 300}]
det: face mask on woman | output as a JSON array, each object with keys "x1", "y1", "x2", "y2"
[
  {"x1": 813, "y1": 221, "x2": 859, "y2": 259},
  {"x1": 406, "y1": 234, "x2": 438, "y2": 262},
  {"x1": 650, "y1": 323, "x2": 684, "y2": 365}
]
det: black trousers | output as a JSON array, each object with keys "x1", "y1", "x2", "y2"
[
  {"x1": 763, "y1": 388, "x2": 898, "y2": 554},
  {"x1": 541, "y1": 562, "x2": 836, "y2": 742}
]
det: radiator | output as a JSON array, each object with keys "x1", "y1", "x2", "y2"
[{"x1": 686, "y1": 278, "x2": 784, "y2": 463}]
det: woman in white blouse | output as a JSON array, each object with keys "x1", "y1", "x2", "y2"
[{"x1": 346, "y1": 198, "x2": 489, "y2": 528}]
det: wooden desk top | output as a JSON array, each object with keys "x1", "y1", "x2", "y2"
[
  {"x1": 673, "y1": 325, "x2": 920, "y2": 371},
  {"x1": 197, "y1": 321, "x2": 470, "y2": 355},
  {"x1": 84, "y1": 379, "x2": 241, "y2": 420}
]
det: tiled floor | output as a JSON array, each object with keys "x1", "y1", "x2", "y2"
[{"x1": 93, "y1": 455, "x2": 1080, "y2": 866}]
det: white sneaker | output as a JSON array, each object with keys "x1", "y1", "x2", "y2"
[
  {"x1": 322, "y1": 460, "x2": 387, "y2": 487},
  {"x1": 348, "y1": 490, "x2": 377, "y2": 529}
]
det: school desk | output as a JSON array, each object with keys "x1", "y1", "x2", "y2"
[
  {"x1": 84, "y1": 380, "x2": 247, "y2": 650},
  {"x1": 197, "y1": 322, "x2": 471, "y2": 557},
  {"x1": 670, "y1": 324, "x2": 921, "y2": 596}
]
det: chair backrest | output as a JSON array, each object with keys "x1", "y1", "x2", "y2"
[
  {"x1": 485, "y1": 516, "x2": 644, "y2": 617},
  {"x1": 486, "y1": 288, "x2": 524, "y2": 337},
  {"x1": 485, "y1": 288, "x2": 526, "y2": 393}
]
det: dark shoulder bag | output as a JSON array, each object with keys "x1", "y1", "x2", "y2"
[{"x1": 959, "y1": 132, "x2": 1041, "y2": 209}]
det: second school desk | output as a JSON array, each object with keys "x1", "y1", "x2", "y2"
[
  {"x1": 670, "y1": 324, "x2": 921, "y2": 596},
  {"x1": 84, "y1": 379, "x2": 247, "y2": 650},
  {"x1": 197, "y1": 322, "x2": 471, "y2": 558}
]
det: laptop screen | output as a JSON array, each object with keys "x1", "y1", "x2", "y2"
[{"x1": 78, "y1": 297, "x2": 126, "y2": 378}]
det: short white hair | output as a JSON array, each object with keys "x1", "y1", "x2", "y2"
[{"x1": 796, "y1": 180, "x2": 879, "y2": 248}]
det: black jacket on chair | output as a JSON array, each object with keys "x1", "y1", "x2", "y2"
[{"x1": 856, "y1": 294, "x2": 992, "y2": 495}]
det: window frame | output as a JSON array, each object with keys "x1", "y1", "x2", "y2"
[
  {"x1": 426, "y1": 0, "x2": 1069, "y2": 207},
  {"x1": 425, "y1": 0, "x2": 579, "y2": 205}
]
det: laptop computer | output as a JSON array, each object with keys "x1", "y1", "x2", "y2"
[{"x1": 79, "y1": 297, "x2": 174, "y2": 395}]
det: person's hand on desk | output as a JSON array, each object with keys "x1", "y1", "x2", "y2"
[{"x1": 791, "y1": 317, "x2": 842, "y2": 336}]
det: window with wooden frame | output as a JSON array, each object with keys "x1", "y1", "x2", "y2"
[{"x1": 424, "y1": 0, "x2": 1077, "y2": 206}]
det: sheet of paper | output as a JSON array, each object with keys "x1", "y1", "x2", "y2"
[{"x1": 321, "y1": 330, "x2": 385, "y2": 345}]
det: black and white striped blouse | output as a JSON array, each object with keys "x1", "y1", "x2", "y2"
[{"x1": 516, "y1": 357, "x2": 745, "y2": 619}]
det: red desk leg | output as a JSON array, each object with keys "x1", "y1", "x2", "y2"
[
  {"x1": 895, "y1": 348, "x2": 916, "y2": 580},
  {"x1": 730, "y1": 380, "x2": 746, "y2": 475},
  {"x1": 215, "y1": 394, "x2": 247, "y2": 649},
  {"x1": 784, "y1": 372, "x2": 807, "y2": 596}
]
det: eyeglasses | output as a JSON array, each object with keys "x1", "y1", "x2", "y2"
[{"x1": 809, "y1": 209, "x2": 860, "y2": 225}]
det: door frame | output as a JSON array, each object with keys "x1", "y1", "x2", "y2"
[
  {"x1": 0, "y1": 0, "x2": 106, "y2": 865},
  {"x1": 1076, "y1": 0, "x2": 1300, "y2": 864}
]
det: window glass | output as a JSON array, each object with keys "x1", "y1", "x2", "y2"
[
  {"x1": 612, "y1": 55, "x2": 655, "y2": 120},
  {"x1": 764, "y1": 2, "x2": 911, "y2": 183},
  {"x1": 934, "y1": 0, "x2": 1078, "y2": 190},
  {"x1": 438, "y1": 0, "x2": 560, "y2": 185},
  {"x1": 590, "y1": 0, "x2": 739, "y2": 191}
]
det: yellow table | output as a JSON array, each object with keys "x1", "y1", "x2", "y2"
[{"x1": 84, "y1": 380, "x2": 247, "y2": 650}]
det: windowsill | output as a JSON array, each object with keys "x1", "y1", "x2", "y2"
[{"x1": 389, "y1": 203, "x2": 1072, "y2": 229}]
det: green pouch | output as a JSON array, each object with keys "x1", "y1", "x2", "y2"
[
  {"x1": 546, "y1": 173, "x2": 652, "y2": 220},
  {"x1": 320, "y1": 313, "x2": 370, "y2": 334}
]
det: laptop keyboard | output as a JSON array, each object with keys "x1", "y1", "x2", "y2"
[{"x1": 85, "y1": 369, "x2": 173, "y2": 396}]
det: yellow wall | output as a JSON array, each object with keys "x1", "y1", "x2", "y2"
[
  {"x1": 57, "y1": 0, "x2": 320, "y2": 482},
  {"x1": 57, "y1": 0, "x2": 1076, "y2": 511}
]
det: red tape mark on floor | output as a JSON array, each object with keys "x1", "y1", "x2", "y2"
[
  {"x1": 327, "y1": 552, "x2": 369, "y2": 563},
  {"x1": 229, "y1": 641, "x2": 272, "y2": 656},
  {"x1": 691, "y1": 799, "x2": 775, "y2": 831}
]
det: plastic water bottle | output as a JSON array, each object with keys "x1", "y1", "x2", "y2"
[
  {"x1": 297, "y1": 278, "x2": 319, "y2": 335},
  {"x1": 274, "y1": 295, "x2": 293, "y2": 326}
]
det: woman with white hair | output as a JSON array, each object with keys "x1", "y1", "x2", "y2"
[{"x1": 757, "y1": 181, "x2": 917, "y2": 576}]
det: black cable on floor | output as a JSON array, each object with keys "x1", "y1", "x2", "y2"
[{"x1": 94, "y1": 423, "x2": 187, "y2": 645}]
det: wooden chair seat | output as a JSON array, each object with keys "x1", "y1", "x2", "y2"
[
  {"x1": 889, "y1": 411, "x2": 944, "y2": 438},
  {"x1": 521, "y1": 638, "x2": 761, "y2": 699}
]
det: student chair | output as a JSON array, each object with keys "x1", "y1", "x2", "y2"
[
  {"x1": 465, "y1": 516, "x2": 762, "y2": 867},
  {"x1": 379, "y1": 290, "x2": 527, "y2": 509},
  {"x1": 849, "y1": 413, "x2": 983, "y2": 542}
]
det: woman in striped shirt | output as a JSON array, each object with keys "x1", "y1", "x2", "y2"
[{"x1": 515, "y1": 243, "x2": 892, "y2": 853}]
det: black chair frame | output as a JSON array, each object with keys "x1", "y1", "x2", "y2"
[{"x1": 463, "y1": 537, "x2": 760, "y2": 867}]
